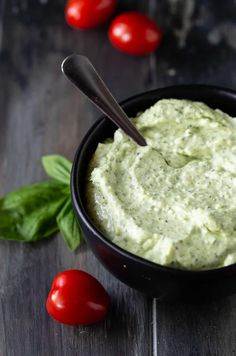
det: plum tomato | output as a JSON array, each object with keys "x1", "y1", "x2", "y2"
[
  {"x1": 65, "y1": 0, "x2": 117, "y2": 30},
  {"x1": 108, "y1": 12, "x2": 162, "y2": 55},
  {"x1": 46, "y1": 270, "x2": 110, "y2": 325}
]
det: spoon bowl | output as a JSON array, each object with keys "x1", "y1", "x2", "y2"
[{"x1": 62, "y1": 54, "x2": 147, "y2": 146}]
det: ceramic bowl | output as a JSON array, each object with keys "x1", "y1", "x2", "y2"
[{"x1": 71, "y1": 85, "x2": 236, "y2": 301}]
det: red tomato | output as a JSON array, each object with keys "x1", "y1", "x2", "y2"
[
  {"x1": 65, "y1": 0, "x2": 117, "y2": 30},
  {"x1": 108, "y1": 12, "x2": 162, "y2": 55},
  {"x1": 46, "y1": 270, "x2": 110, "y2": 325}
]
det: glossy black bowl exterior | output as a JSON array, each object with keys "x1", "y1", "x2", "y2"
[{"x1": 71, "y1": 85, "x2": 236, "y2": 301}]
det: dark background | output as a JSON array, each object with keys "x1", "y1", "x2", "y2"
[{"x1": 1, "y1": 0, "x2": 236, "y2": 355}]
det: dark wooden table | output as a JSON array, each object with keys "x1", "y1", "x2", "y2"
[{"x1": 1, "y1": 1, "x2": 236, "y2": 355}]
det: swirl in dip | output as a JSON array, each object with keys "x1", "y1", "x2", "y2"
[{"x1": 86, "y1": 99, "x2": 236, "y2": 270}]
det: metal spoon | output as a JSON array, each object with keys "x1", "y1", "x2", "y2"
[{"x1": 61, "y1": 54, "x2": 147, "y2": 146}]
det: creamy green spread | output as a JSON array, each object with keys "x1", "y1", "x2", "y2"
[{"x1": 86, "y1": 99, "x2": 236, "y2": 270}]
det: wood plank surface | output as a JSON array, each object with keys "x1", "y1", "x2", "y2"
[
  {"x1": 152, "y1": 1, "x2": 236, "y2": 356},
  {"x1": 0, "y1": 1, "x2": 153, "y2": 356},
  {"x1": 1, "y1": 0, "x2": 236, "y2": 356}
]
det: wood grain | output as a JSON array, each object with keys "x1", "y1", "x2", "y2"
[
  {"x1": 152, "y1": 1, "x2": 236, "y2": 356},
  {"x1": 1, "y1": 0, "x2": 236, "y2": 355},
  {"x1": 0, "y1": 1, "x2": 153, "y2": 355},
  {"x1": 154, "y1": 297, "x2": 236, "y2": 356}
]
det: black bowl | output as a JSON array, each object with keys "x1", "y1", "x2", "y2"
[{"x1": 71, "y1": 85, "x2": 236, "y2": 301}]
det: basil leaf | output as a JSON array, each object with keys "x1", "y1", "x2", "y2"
[
  {"x1": 0, "y1": 181, "x2": 69, "y2": 212},
  {"x1": 57, "y1": 198, "x2": 81, "y2": 251},
  {"x1": 0, "y1": 209, "x2": 24, "y2": 241},
  {"x1": 0, "y1": 181, "x2": 69, "y2": 242},
  {"x1": 42, "y1": 155, "x2": 72, "y2": 184}
]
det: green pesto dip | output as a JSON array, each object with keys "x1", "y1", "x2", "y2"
[{"x1": 86, "y1": 99, "x2": 236, "y2": 270}]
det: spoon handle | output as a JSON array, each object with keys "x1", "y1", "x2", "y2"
[{"x1": 61, "y1": 54, "x2": 147, "y2": 147}]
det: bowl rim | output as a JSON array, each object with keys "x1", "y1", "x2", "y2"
[{"x1": 71, "y1": 84, "x2": 236, "y2": 276}]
